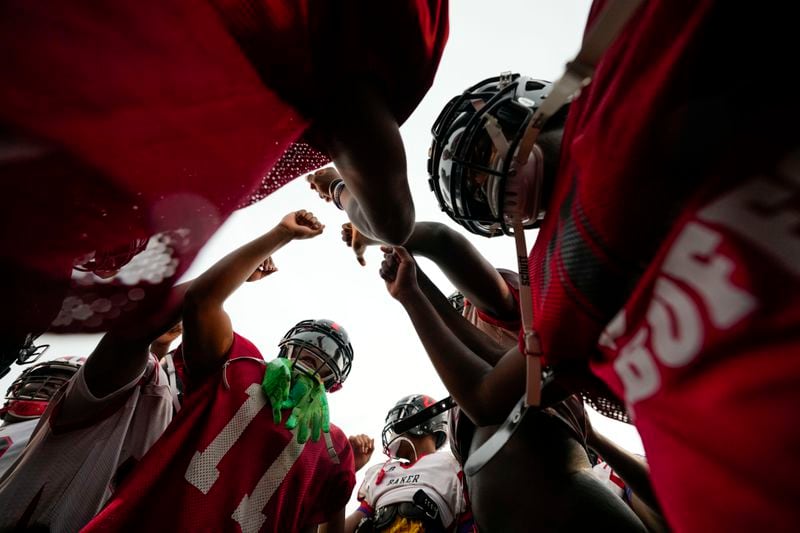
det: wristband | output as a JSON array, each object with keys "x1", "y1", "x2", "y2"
[
  {"x1": 332, "y1": 180, "x2": 347, "y2": 211},
  {"x1": 327, "y1": 178, "x2": 343, "y2": 198}
]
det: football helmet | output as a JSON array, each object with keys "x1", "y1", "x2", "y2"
[
  {"x1": 73, "y1": 237, "x2": 150, "y2": 279},
  {"x1": 1, "y1": 333, "x2": 50, "y2": 380},
  {"x1": 447, "y1": 291, "x2": 465, "y2": 315},
  {"x1": 1, "y1": 356, "x2": 85, "y2": 421},
  {"x1": 382, "y1": 394, "x2": 448, "y2": 458},
  {"x1": 278, "y1": 319, "x2": 353, "y2": 392},
  {"x1": 428, "y1": 73, "x2": 554, "y2": 237}
]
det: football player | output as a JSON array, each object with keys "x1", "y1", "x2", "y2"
[
  {"x1": 0, "y1": 356, "x2": 84, "y2": 476},
  {"x1": 348, "y1": 394, "x2": 474, "y2": 533},
  {"x1": 416, "y1": 2, "x2": 800, "y2": 527},
  {"x1": 357, "y1": 220, "x2": 644, "y2": 531},
  {"x1": 85, "y1": 210, "x2": 358, "y2": 533},
  {"x1": 0, "y1": 284, "x2": 180, "y2": 531}
]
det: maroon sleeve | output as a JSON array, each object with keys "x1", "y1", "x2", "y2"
[{"x1": 209, "y1": 0, "x2": 449, "y2": 129}]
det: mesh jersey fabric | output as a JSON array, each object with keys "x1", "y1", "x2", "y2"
[
  {"x1": 84, "y1": 333, "x2": 355, "y2": 532},
  {"x1": 526, "y1": 1, "x2": 800, "y2": 531},
  {"x1": 0, "y1": 418, "x2": 39, "y2": 477},
  {"x1": 0, "y1": 358, "x2": 171, "y2": 532}
]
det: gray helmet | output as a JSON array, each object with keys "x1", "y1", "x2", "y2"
[
  {"x1": 278, "y1": 319, "x2": 353, "y2": 392},
  {"x1": 382, "y1": 394, "x2": 448, "y2": 454}
]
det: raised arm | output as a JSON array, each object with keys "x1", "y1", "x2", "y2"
[
  {"x1": 308, "y1": 83, "x2": 413, "y2": 245},
  {"x1": 82, "y1": 283, "x2": 187, "y2": 400},
  {"x1": 415, "y1": 265, "x2": 507, "y2": 366},
  {"x1": 340, "y1": 221, "x2": 517, "y2": 323},
  {"x1": 404, "y1": 222, "x2": 518, "y2": 321},
  {"x1": 182, "y1": 210, "x2": 323, "y2": 375},
  {"x1": 380, "y1": 246, "x2": 525, "y2": 426}
]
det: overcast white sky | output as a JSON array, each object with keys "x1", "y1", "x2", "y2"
[{"x1": 1, "y1": 0, "x2": 643, "y2": 514}]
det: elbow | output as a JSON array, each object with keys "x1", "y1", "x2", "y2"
[
  {"x1": 373, "y1": 210, "x2": 415, "y2": 246},
  {"x1": 183, "y1": 285, "x2": 211, "y2": 317}
]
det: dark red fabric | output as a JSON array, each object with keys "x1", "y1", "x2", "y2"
[
  {"x1": 0, "y1": 0, "x2": 448, "y2": 338},
  {"x1": 83, "y1": 334, "x2": 355, "y2": 532},
  {"x1": 527, "y1": 1, "x2": 800, "y2": 531}
]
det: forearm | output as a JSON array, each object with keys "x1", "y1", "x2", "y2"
[
  {"x1": 186, "y1": 225, "x2": 293, "y2": 306},
  {"x1": 415, "y1": 267, "x2": 507, "y2": 365},
  {"x1": 338, "y1": 177, "x2": 414, "y2": 245},
  {"x1": 319, "y1": 81, "x2": 415, "y2": 246},
  {"x1": 405, "y1": 222, "x2": 516, "y2": 320},
  {"x1": 589, "y1": 433, "x2": 661, "y2": 512},
  {"x1": 84, "y1": 283, "x2": 188, "y2": 398},
  {"x1": 398, "y1": 288, "x2": 523, "y2": 425}
]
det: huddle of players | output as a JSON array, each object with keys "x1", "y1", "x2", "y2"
[
  {"x1": 3, "y1": 5, "x2": 800, "y2": 527},
  {"x1": 0, "y1": 79, "x2": 664, "y2": 533}
]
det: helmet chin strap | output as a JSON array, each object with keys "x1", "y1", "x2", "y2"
[{"x1": 388, "y1": 436, "x2": 419, "y2": 463}]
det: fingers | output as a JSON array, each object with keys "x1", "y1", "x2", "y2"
[
  {"x1": 296, "y1": 210, "x2": 324, "y2": 231},
  {"x1": 349, "y1": 434, "x2": 374, "y2": 454},
  {"x1": 379, "y1": 251, "x2": 399, "y2": 282},
  {"x1": 264, "y1": 256, "x2": 277, "y2": 274},
  {"x1": 356, "y1": 251, "x2": 366, "y2": 267},
  {"x1": 341, "y1": 223, "x2": 353, "y2": 246},
  {"x1": 393, "y1": 246, "x2": 413, "y2": 263}
]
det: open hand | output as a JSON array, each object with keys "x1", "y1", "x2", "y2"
[
  {"x1": 349, "y1": 434, "x2": 375, "y2": 471},
  {"x1": 279, "y1": 210, "x2": 324, "y2": 240},
  {"x1": 306, "y1": 167, "x2": 342, "y2": 202},
  {"x1": 285, "y1": 376, "x2": 330, "y2": 444},
  {"x1": 342, "y1": 222, "x2": 380, "y2": 266},
  {"x1": 379, "y1": 246, "x2": 419, "y2": 301}
]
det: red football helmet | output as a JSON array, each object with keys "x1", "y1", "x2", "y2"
[{"x1": 1, "y1": 356, "x2": 85, "y2": 422}]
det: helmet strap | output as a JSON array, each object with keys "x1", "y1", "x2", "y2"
[
  {"x1": 387, "y1": 436, "x2": 419, "y2": 463},
  {"x1": 509, "y1": 0, "x2": 645, "y2": 407}
]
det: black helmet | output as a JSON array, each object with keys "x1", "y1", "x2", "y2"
[
  {"x1": 428, "y1": 73, "x2": 554, "y2": 237},
  {"x1": 278, "y1": 319, "x2": 353, "y2": 392}
]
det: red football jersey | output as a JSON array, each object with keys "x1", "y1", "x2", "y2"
[
  {"x1": 0, "y1": 0, "x2": 448, "y2": 343},
  {"x1": 527, "y1": 1, "x2": 800, "y2": 531},
  {"x1": 84, "y1": 334, "x2": 355, "y2": 532}
]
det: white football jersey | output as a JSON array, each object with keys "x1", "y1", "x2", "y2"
[
  {"x1": 358, "y1": 451, "x2": 467, "y2": 528},
  {"x1": 0, "y1": 418, "x2": 39, "y2": 477},
  {"x1": 0, "y1": 356, "x2": 172, "y2": 532}
]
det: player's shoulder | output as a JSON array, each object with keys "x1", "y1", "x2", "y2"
[
  {"x1": 426, "y1": 450, "x2": 459, "y2": 466},
  {"x1": 361, "y1": 462, "x2": 386, "y2": 486},
  {"x1": 229, "y1": 332, "x2": 264, "y2": 360},
  {"x1": 327, "y1": 423, "x2": 348, "y2": 443}
]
